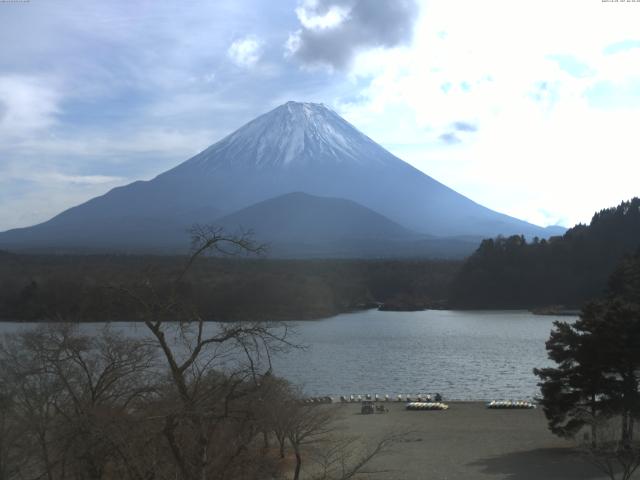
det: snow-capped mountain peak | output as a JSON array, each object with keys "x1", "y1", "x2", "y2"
[{"x1": 180, "y1": 101, "x2": 398, "y2": 172}]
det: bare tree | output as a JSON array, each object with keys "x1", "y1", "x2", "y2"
[
  {"x1": 0, "y1": 381, "x2": 23, "y2": 480},
  {"x1": 115, "y1": 225, "x2": 294, "y2": 480},
  {"x1": 580, "y1": 417, "x2": 640, "y2": 480},
  {"x1": 309, "y1": 431, "x2": 406, "y2": 480},
  {"x1": 285, "y1": 403, "x2": 336, "y2": 480},
  {"x1": 0, "y1": 324, "x2": 159, "y2": 480},
  {"x1": 255, "y1": 375, "x2": 297, "y2": 459},
  {"x1": 283, "y1": 400, "x2": 408, "y2": 480}
]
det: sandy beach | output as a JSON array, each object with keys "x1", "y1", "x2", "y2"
[{"x1": 323, "y1": 402, "x2": 612, "y2": 480}]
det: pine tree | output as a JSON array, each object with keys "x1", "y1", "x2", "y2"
[{"x1": 534, "y1": 251, "x2": 640, "y2": 447}]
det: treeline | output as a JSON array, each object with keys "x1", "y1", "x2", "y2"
[
  {"x1": 0, "y1": 253, "x2": 460, "y2": 322},
  {"x1": 451, "y1": 198, "x2": 640, "y2": 309}
]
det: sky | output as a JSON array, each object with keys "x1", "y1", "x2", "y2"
[{"x1": 1, "y1": 0, "x2": 640, "y2": 231}]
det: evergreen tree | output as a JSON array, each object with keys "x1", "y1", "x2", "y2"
[
  {"x1": 534, "y1": 251, "x2": 640, "y2": 447},
  {"x1": 534, "y1": 304, "x2": 613, "y2": 444}
]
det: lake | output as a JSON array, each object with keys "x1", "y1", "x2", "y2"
[{"x1": 0, "y1": 309, "x2": 574, "y2": 401}]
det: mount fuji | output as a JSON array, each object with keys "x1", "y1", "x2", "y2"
[{"x1": 0, "y1": 101, "x2": 563, "y2": 257}]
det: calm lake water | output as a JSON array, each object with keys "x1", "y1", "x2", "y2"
[{"x1": 0, "y1": 310, "x2": 575, "y2": 401}]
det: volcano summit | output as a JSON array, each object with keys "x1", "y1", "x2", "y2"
[{"x1": 0, "y1": 102, "x2": 562, "y2": 256}]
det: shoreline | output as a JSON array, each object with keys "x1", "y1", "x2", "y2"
[{"x1": 0, "y1": 306, "x2": 580, "y2": 324}]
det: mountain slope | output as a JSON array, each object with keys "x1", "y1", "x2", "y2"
[
  {"x1": 0, "y1": 101, "x2": 562, "y2": 254},
  {"x1": 215, "y1": 192, "x2": 414, "y2": 243}
]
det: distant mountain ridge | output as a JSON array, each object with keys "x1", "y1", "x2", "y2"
[
  {"x1": 0, "y1": 101, "x2": 564, "y2": 257},
  {"x1": 213, "y1": 192, "x2": 482, "y2": 258},
  {"x1": 216, "y1": 192, "x2": 414, "y2": 242}
]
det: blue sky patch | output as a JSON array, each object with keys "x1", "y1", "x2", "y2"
[
  {"x1": 585, "y1": 80, "x2": 640, "y2": 109},
  {"x1": 604, "y1": 39, "x2": 640, "y2": 55},
  {"x1": 547, "y1": 54, "x2": 594, "y2": 78}
]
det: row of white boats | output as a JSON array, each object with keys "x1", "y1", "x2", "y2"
[
  {"x1": 301, "y1": 396, "x2": 333, "y2": 404},
  {"x1": 486, "y1": 400, "x2": 536, "y2": 409},
  {"x1": 300, "y1": 395, "x2": 537, "y2": 409},
  {"x1": 339, "y1": 394, "x2": 442, "y2": 403},
  {"x1": 406, "y1": 402, "x2": 449, "y2": 410},
  {"x1": 406, "y1": 401, "x2": 536, "y2": 411}
]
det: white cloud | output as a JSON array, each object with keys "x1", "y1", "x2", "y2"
[
  {"x1": 34, "y1": 173, "x2": 125, "y2": 185},
  {"x1": 0, "y1": 75, "x2": 61, "y2": 139},
  {"x1": 285, "y1": 31, "x2": 302, "y2": 58},
  {"x1": 227, "y1": 36, "x2": 263, "y2": 68},
  {"x1": 335, "y1": 0, "x2": 640, "y2": 227},
  {"x1": 295, "y1": 3, "x2": 349, "y2": 30}
]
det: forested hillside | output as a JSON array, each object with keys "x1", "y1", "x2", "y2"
[
  {"x1": 451, "y1": 198, "x2": 640, "y2": 309},
  {"x1": 0, "y1": 254, "x2": 459, "y2": 322}
]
